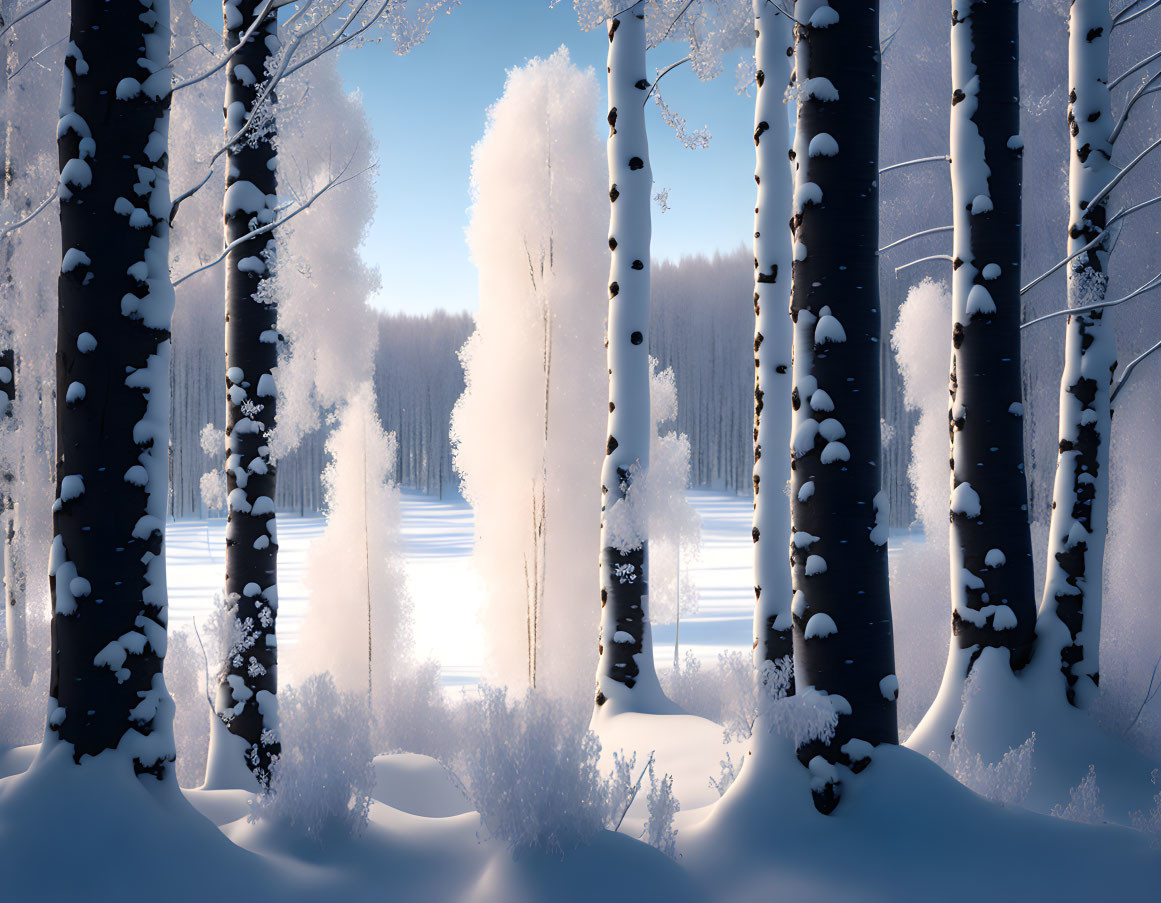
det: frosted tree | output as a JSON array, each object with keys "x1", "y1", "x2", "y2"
[
  {"x1": 295, "y1": 382, "x2": 411, "y2": 708},
  {"x1": 908, "y1": 0, "x2": 1034, "y2": 752},
  {"x1": 48, "y1": 0, "x2": 177, "y2": 777},
  {"x1": 788, "y1": 0, "x2": 898, "y2": 813},
  {"x1": 451, "y1": 48, "x2": 607, "y2": 698},
  {"x1": 749, "y1": 0, "x2": 794, "y2": 672}
]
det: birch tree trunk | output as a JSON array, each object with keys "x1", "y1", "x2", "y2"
[
  {"x1": 789, "y1": 0, "x2": 897, "y2": 813},
  {"x1": 50, "y1": 0, "x2": 176, "y2": 776},
  {"x1": 595, "y1": 2, "x2": 671, "y2": 716},
  {"x1": 947, "y1": 0, "x2": 1035, "y2": 678},
  {"x1": 211, "y1": 0, "x2": 281, "y2": 786},
  {"x1": 1036, "y1": 0, "x2": 1115, "y2": 709},
  {"x1": 751, "y1": 0, "x2": 794, "y2": 674}
]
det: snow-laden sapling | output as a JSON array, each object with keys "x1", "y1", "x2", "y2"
[
  {"x1": 644, "y1": 759, "x2": 680, "y2": 859},
  {"x1": 1051, "y1": 765, "x2": 1107, "y2": 825},
  {"x1": 455, "y1": 686, "x2": 610, "y2": 855},
  {"x1": 251, "y1": 673, "x2": 374, "y2": 844}
]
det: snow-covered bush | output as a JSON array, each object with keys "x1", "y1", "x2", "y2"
[
  {"x1": 252, "y1": 673, "x2": 375, "y2": 843},
  {"x1": 167, "y1": 628, "x2": 211, "y2": 788},
  {"x1": 1131, "y1": 773, "x2": 1161, "y2": 847},
  {"x1": 708, "y1": 752, "x2": 738, "y2": 798},
  {"x1": 644, "y1": 761, "x2": 680, "y2": 859},
  {"x1": 945, "y1": 729, "x2": 1036, "y2": 807},
  {"x1": 375, "y1": 660, "x2": 459, "y2": 761},
  {"x1": 455, "y1": 686, "x2": 609, "y2": 855},
  {"x1": 659, "y1": 650, "x2": 760, "y2": 729},
  {"x1": 1051, "y1": 765, "x2": 1107, "y2": 825}
]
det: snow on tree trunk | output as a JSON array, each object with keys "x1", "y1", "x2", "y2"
[
  {"x1": 50, "y1": 0, "x2": 176, "y2": 776},
  {"x1": 595, "y1": 2, "x2": 672, "y2": 716},
  {"x1": 1036, "y1": 0, "x2": 1115, "y2": 710},
  {"x1": 789, "y1": 0, "x2": 898, "y2": 812},
  {"x1": 911, "y1": 0, "x2": 1033, "y2": 753},
  {"x1": 750, "y1": 0, "x2": 794, "y2": 674},
  {"x1": 212, "y1": 0, "x2": 280, "y2": 787}
]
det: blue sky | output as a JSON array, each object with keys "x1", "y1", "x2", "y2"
[{"x1": 191, "y1": 1, "x2": 757, "y2": 314}]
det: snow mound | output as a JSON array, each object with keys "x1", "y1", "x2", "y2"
[{"x1": 372, "y1": 753, "x2": 470, "y2": 818}]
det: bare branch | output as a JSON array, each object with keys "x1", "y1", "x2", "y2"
[
  {"x1": 169, "y1": 161, "x2": 219, "y2": 225},
  {"x1": 878, "y1": 225, "x2": 953, "y2": 254},
  {"x1": 172, "y1": 160, "x2": 371, "y2": 288},
  {"x1": 643, "y1": 55, "x2": 690, "y2": 106},
  {"x1": 9, "y1": 36, "x2": 64, "y2": 81},
  {"x1": 649, "y1": 0, "x2": 695, "y2": 50},
  {"x1": 1110, "y1": 69, "x2": 1161, "y2": 144},
  {"x1": 1021, "y1": 270, "x2": 1161, "y2": 330},
  {"x1": 1112, "y1": 336, "x2": 1161, "y2": 403},
  {"x1": 894, "y1": 254, "x2": 952, "y2": 275},
  {"x1": 0, "y1": 0, "x2": 53, "y2": 43},
  {"x1": 1110, "y1": 46, "x2": 1161, "y2": 91},
  {"x1": 0, "y1": 185, "x2": 56, "y2": 242},
  {"x1": 879, "y1": 155, "x2": 950, "y2": 176},
  {"x1": 1022, "y1": 192, "x2": 1161, "y2": 295},
  {"x1": 1112, "y1": 0, "x2": 1161, "y2": 29}
]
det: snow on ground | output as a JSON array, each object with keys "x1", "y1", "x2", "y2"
[{"x1": 167, "y1": 489, "x2": 784, "y2": 686}]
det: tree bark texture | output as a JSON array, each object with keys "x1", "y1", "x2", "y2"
[
  {"x1": 946, "y1": 0, "x2": 1036, "y2": 677},
  {"x1": 789, "y1": 0, "x2": 898, "y2": 813},
  {"x1": 595, "y1": 2, "x2": 668, "y2": 715},
  {"x1": 1037, "y1": 0, "x2": 1115, "y2": 709},
  {"x1": 50, "y1": 0, "x2": 176, "y2": 776},
  {"x1": 751, "y1": 0, "x2": 794, "y2": 674},
  {"x1": 214, "y1": 0, "x2": 281, "y2": 785}
]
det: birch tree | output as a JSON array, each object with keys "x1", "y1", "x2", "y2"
[
  {"x1": 789, "y1": 0, "x2": 898, "y2": 813},
  {"x1": 750, "y1": 0, "x2": 793, "y2": 673},
  {"x1": 49, "y1": 0, "x2": 176, "y2": 776},
  {"x1": 595, "y1": 2, "x2": 672, "y2": 715},
  {"x1": 211, "y1": 0, "x2": 281, "y2": 789},
  {"x1": 1036, "y1": 0, "x2": 1116, "y2": 710}
]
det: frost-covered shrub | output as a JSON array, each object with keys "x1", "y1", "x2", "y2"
[
  {"x1": 252, "y1": 673, "x2": 374, "y2": 843},
  {"x1": 455, "y1": 687, "x2": 609, "y2": 855},
  {"x1": 660, "y1": 650, "x2": 757, "y2": 727},
  {"x1": 375, "y1": 660, "x2": 460, "y2": 761},
  {"x1": 752, "y1": 658, "x2": 841, "y2": 750},
  {"x1": 708, "y1": 752, "x2": 737, "y2": 798},
  {"x1": 167, "y1": 628, "x2": 211, "y2": 788},
  {"x1": 644, "y1": 760, "x2": 680, "y2": 859},
  {"x1": 1131, "y1": 772, "x2": 1161, "y2": 847},
  {"x1": 945, "y1": 728, "x2": 1035, "y2": 807},
  {"x1": 1051, "y1": 765, "x2": 1107, "y2": 825}
]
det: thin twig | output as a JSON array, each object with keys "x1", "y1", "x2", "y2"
[
  {"x1": 1020, "y1": 270, "x2": 1161, "y2": 329},
  {"x1": 0, "y1": 186, "x2": 55, "y2": 242},
  {"x1": 878, "y1": 224, "x2": 953, "y2": 254},
  {"x1": 1124, "y1": 651, "x2": 1161, "y2": 733},
  {"x1": 643, "y1": 56, "x2": 689, "y2": 106},
  {"x1": 879, "y1": 155, "x2": 949, "y2": 176},
  {"x1": 614, "y1": 751, "x2": 655, "y2": 832},
  {"x1": 0, "y1": 0, "x2": 53, "y2": 43},
  {"x1": 894, "y1": 254, "x2": 952, "y2": 275},
  {"x1": 1111, "y1": 335, "x2": 1161, "y2": 403}
]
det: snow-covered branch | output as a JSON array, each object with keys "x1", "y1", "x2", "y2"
[
  {"x1": 170, "y1": 0, "x2": 281, "y2": 94},
  {"x1": 879, "y1": 155, "x2": 949, "y2": 176},
  {"x1": 168, "y1": 161, "x2": 218, "y2": 225},
  {"x1": 1111, "y1": 335, "x2": 1161, "y2": 402},
  {"x1": 642, "y1": 55, "x2": 689, "y2": 105},
  {"x1": 0, "y1": 186, "x2": 55, "y2": 243},
  {"x1": 1109, "y1": 46, "x2": 1161, "y2": 91},
  {"x1": 878, "y1": 224, "x2": 953, "y2": 254},
  {"x1": 894, "y1": 254, "x2": 952, "y2": 275},
  {"x1": 172, "y1": 160, "x2": 371, "y2": 287},
  {"x1": 1110, "y1": 69, "x2": 1161, "y2": 144},
  {"x1": 1020, "y1": 270, "x2": 1161, "y2": 330},
  {"x1": 1112, "y1": 0, "x2": 1161, "y2": 30},
  {"x1": 0, "y1": 0, "x2": 53, "y2": 43},
  {"x1": 9, "y1": 35, "x2": 64, "y2": 81},
  {"x1": 1021, "y1": 191, "x2": 1161, "y2": 295}
]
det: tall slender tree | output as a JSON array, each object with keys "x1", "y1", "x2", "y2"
[
  {"x1": 1036, "y1": 0, "x2": 1115, "y2": 710},
  {"x1": 789, "y1": 0, "x2": 898, "y2": 813},
  {"x1": 750, "y1": 0, "x2": 794, "y2": 673},
  {"x1": 910, "y1": 0, "x2": 1032, "y2": 752},
  {"x1": 210, "y1": 0, "x2": 280, "y2": 787},
  {"x1": 50, "y1": 0, "x2": 176, "y2": 776},
  {"x1": 595, "y1": 1, "x2": 672, "y2": 715}
]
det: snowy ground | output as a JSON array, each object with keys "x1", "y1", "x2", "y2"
[{"x1": 167, "y1": 488, "x2": 767, "y2": 686}]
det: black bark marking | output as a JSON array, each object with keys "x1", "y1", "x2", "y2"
[
  {"x1": 630, "y1": 331, "x2": 643, "y2": 345},
  {"x1": 628, "y1": 156, "x2": 644, "y2": 171}
]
